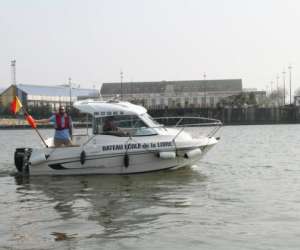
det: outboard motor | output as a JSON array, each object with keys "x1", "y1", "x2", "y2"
[{"x1": 14, "y1": 148, "x2": 32, "y2": 175}]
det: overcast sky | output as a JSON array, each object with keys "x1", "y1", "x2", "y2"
[{"x1": 1, "y1": 0, "x2": 300, "y2": 94}]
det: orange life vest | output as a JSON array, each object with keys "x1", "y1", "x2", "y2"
[{"x1": 55, "y1": 114, "x2": 70, "y2": 130}]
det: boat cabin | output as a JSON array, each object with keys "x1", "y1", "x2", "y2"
[{"x1": 74, "y1": 100, "x2": 160, "y2": 137}]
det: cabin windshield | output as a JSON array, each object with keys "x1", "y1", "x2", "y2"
[
  {"x1": 140, "y1": 113, "x2": 161, "y2": 127},
  {"x1": 93, "y1": 115, "x2": 157, "y2": 136}
]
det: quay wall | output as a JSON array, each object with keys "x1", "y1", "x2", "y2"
[
  {"x1": 1, "y1": 106, "x2": 300, "y2": 128},
  {"x1": 148, "y1": 106, "x2": 300, "y2": 125}
]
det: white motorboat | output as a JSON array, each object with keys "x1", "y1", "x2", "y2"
[{"x1": 14, "y1": 100, "x2": 222, "y2": 176}]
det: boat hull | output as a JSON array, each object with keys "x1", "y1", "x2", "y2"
[{"x1": 14, "y1": 142, "x2": 217, "y2": 176}]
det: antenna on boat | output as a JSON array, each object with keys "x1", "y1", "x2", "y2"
[{"x1": 120, "y1": 70, "x2": 123, "y2": 101}]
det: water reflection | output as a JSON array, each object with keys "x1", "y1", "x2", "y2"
[{"x1": 14, "y1": 168, "x2": 207, "y2": 239}]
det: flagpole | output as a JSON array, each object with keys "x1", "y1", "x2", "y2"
[{"x1": 22, "y1": 108, "x2": 48, "y2": 148}]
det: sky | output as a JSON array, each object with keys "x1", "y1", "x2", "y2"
[{"x1": 1, "y1": 0, "x2": 300, "y2": 95}]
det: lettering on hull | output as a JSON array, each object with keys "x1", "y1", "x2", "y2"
[{"x1": 102, "y1": 141, "x2": 173, "y2": 152}]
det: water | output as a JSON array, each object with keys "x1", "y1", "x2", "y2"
[{"x1": 1, "y1": 125, "x2": 300, "y2": 250}]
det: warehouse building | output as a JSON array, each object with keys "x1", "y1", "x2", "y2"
[
  {"x1": 0, "y1": 84, "x2": 99, "y2": 111},
  {"x1": 101, "y1": 79, "x2": 243, "y2": 108}
]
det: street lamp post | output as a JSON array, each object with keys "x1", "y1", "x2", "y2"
[
  {"x1": 120, "y1": 71, "x2": 123, "y2": 100},
  {"x1": 282, "y1": 70, "x2": 286, "y2": 105},
  {"x1": 11, "y1": 60, "x2": 16, "y2": 85},
  {"x1": 288, "y1": 65, "x2": 292, "y2": 105},
  {"x1": 203, "y1": 73, "x2": 206, "y2": 108},
  {"x1": 270, "y1": 81, "x2": 274, "y2": 106},
  {"x1": 68, "y1": 77, "x2": 72, "y2": 109},
  {"x1": 276, "y1": 75, "x2": 279, "y2": 105},
  {"x1": 270, "y1": 81, "x2": 273, "y2": 93}
]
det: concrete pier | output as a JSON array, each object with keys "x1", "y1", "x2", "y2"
[{"x1": 148, "y1": 106, "x2": 300, "y2": 125}]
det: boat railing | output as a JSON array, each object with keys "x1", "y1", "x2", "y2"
[
  {"x1": 153, "y1": 116, "x2": 222, "y2": 127},
  {"x1": 152, "y1": 116, "x2": 222, "y2": 139},
  {"x1": 112, "y1": 116, "x2": 222, "y2": 138}
]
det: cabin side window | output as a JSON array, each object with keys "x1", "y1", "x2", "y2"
[{"x1": 93, "y1": 115, "x2": 157, "y2": 136}]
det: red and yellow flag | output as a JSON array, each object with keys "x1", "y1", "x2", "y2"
[{"x1": 10, "y1": 96, "x2": 23, "y2": 114}]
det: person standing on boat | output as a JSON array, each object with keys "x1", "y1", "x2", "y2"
[{"x1": 36, "y1": 106, "x2": 73, "y2": 146}]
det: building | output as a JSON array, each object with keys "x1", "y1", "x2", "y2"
[
  {"x1": 295, "y1": 96, "x2": 300, "y2": 106},
  {"x1": 101, "y1": 79, "x2": 243, "y2": 108},
  {"x1": 242, "y1": 88, "x2": 267, "y2": 105},
  {"x1": 0, "y1": 84, "x2": 27, "y2": 112},
  {"x1": 0, "y1": 84, "x2": 99, "y2": 111}
]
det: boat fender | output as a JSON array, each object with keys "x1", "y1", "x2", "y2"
[
  {"x1": 158, "y1": 151, "x2": 176, "y2": 159},
  {"x1": 80, "y1": 150, "x2": 86, "y2": 165},
  {"x1": 124, "y1": 153, "x2": 129, "y2": 168},
  {"x1": 184, "y1": 148, "x2": 202, "y2": 159}
]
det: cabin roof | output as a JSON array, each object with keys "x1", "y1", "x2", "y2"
[{"x1": 74, "y1": 100, "x2": 147, "y2": 117}]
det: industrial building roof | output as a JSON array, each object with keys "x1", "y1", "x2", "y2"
[
  {"x1": 17, "y1": 84, "x2": 99, "y2": 97},
  {"x1": 101, "y1": 79, "x2": 242, "y2": 95}
]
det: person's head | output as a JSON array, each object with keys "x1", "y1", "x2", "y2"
[{"x1": 58, "y1": 106, "x2": 65, "y2": 115}]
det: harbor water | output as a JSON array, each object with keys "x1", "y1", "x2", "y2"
[{"x1": 1, "y1": 125, "x2": 300, "y2": 250}]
